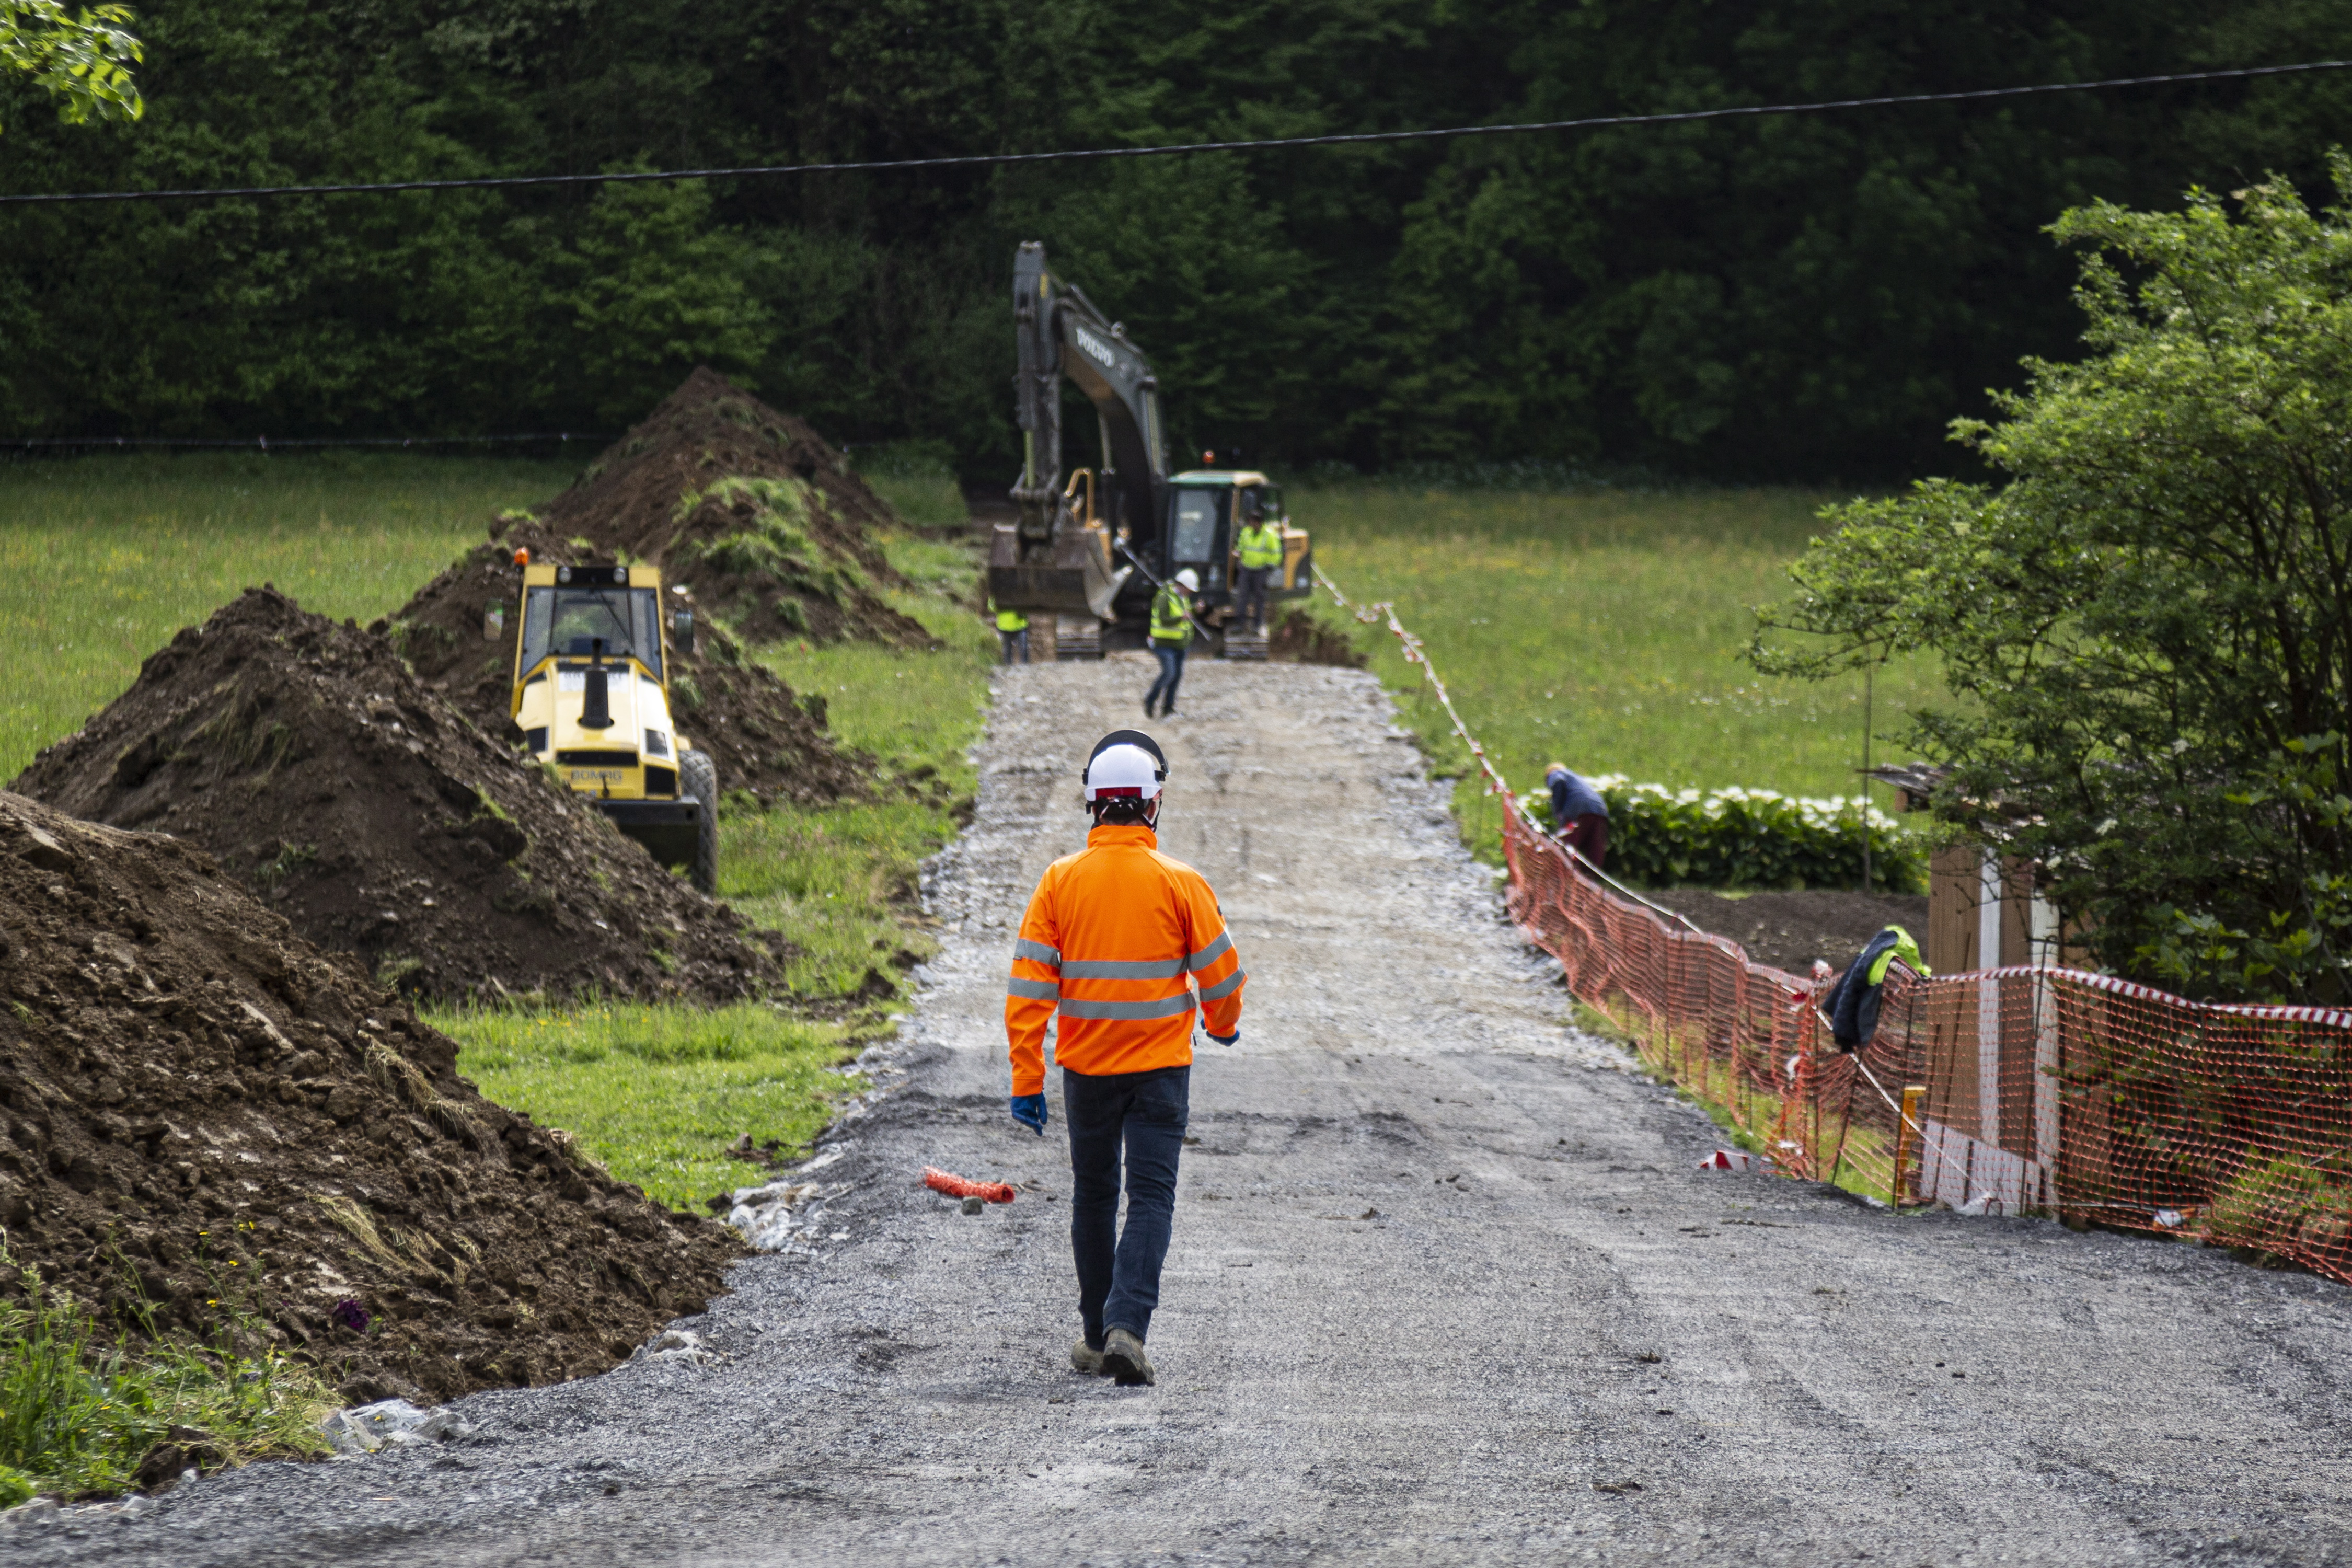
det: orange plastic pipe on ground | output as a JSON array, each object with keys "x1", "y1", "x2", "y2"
[{"x1": 924, "y1": 1167, "x2": 1016, "y2": 1203}]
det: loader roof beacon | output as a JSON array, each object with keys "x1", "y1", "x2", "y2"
[
  {"x1": 997, "y1": 241, "x2": 1312, "y2": 660},
  {"x1": 509, "y1": 552, "x2": 720, "y2": 894}
]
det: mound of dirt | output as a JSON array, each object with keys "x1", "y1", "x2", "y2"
[
  {"x1": 11, "y1": 588, "x2": 783, "y2": 1006},
  {"x1": 0, "y1": 790, "x2": 744, "y2": 1404},
  {"x1": 1644, "y1": 887, "x2": 1930, "y2": 976},
  {"x1": 540, "y1": 366, "x2": 932, "y2": 650},
  {"x1": 1270, "y1": 606, "x2": 1368, "y2": 668},
  {"x1": 386, "y1": 515, "x2": 866, "y2": 810}
]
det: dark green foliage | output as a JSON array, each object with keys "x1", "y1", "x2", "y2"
[
  {"x1": 1, "y1": 2, "x2": 2349, "y2": 478},
  {"x1": 1753, "y1": 160, "x2": 2352, "y2": 1002}
]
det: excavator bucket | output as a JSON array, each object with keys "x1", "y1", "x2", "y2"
[{"x1": 987, "y1": 524, "x2": 1128, "y2": 619}]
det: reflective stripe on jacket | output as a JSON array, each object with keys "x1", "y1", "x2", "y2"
[
  {"x1": 995, "y1": 607, "x2": 1029, "y2": 631},
  {"x1": 1149, "y1": 584, "x2": 1192, "y2": 645},
  {"x1": 1005, "y1": 822, "x2": 1245, "y2": 1094},
  {"x1": 1236, "y1": 523, "x2": 1282, "y2": 570}
]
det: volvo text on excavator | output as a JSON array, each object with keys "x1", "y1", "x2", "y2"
[{"x1": 989, "y1": 241, "x2": 1312, "y2": 659}]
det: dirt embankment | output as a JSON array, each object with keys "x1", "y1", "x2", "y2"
[
  {"x1": 532, "y1": 366, "x2": 932, "y2": 650},
  {"x1": 1644, "y1": 887, "x2": 1931, "y2": 975},
  {"x1": 11, "y1": 588, "x2": 783, "y2": 1005},
  {"x1": 1270, "y1": 606, "x2": 1368, "y2": 668},
  {"x1": 0, "y1": 791, "x2": 743, "y2": 1404}
]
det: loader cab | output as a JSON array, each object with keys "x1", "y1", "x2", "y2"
[
  {"x1": 509, "y1": 559, "x2": 719, "y2": 892},
  {"x1": 511, "y1": 562, "x2": 682, "y2": 797}
]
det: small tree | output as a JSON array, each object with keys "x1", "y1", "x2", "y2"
[
  {"x1": 0, "y1": 1, "x2": 142, "y2": 133},
  {"x1": 1751, "y1": 157, "x2": 2352, "y2": 1004}
]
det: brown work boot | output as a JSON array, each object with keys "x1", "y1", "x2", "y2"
[
  {"x1": 1100, "y1": 1327, "x2": 1155, "y2": 1387},
  {"x1": 1070, "y1": 1340, "x2": 1109, "y2": 1376}
]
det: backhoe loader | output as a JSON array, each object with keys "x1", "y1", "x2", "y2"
[{"x1": 509, "y1": 557, "x2": 719, "y2": 894}]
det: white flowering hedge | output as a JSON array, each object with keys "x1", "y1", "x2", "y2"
[{"x1": 1520, "y1": 775, "x2": 1925, "y2": 893}]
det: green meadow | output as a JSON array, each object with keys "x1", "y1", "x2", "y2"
[{"x1": 1285, "y1": 483, "x2": 1942, "y2": 859}]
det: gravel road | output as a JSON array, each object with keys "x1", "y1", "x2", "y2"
[{"x1": 24, "y1": 655, "x2": 2351, "y2": 1566}]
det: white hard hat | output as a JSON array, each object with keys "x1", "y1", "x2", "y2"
[
  {"x1": 1085, "y1": 743, "x2": 1164, "y2": 802},
  {"x1": 1173, "y1": 569, "x2": 1200, "y2": 592},
  {"x1": 1083, "y1": 730, "x2": 1168, "y2": 803}
]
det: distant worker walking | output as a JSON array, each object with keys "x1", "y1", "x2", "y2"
[
  {"x1": 1143, "y1": 569, "x2": 1198, "y2": 719},
  {"x1": 1546, "y1": 762, "x2": 1610, "y2": 872},
  {"x1": 1233, "y1": 495, "x2": 1282, "y2": 635},
  {"x1": 995, "y1": 601, "x2": 1030, "y2": 665},
  {"x1": 1006, "y1": 731, "x2": 1246, "y2": 1387}
]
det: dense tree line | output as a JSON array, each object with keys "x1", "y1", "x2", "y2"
[{"x1": 1, "y1": 0, "x2": 2348, "y2": 480}]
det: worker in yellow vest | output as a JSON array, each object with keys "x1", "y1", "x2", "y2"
[
  {"x1": 1143, "y1": 569, "x2": 1198, "y2": 719},
  {"x1": 1233, "y1": 495, "x2": 1282, "y2": 634},
  {"x1": 994, "y1": 600, "x2": 1030, "y2": 665}
]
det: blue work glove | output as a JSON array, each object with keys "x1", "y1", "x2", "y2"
[
  {"x1": 1207, "y1": 1031, "x2": 1239, "y2": 1046},
  {"x1": 1009, "y1": 1093, "x2": 1048, "y2": 1136}
]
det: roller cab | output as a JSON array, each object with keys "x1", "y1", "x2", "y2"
[{"x1": 509, "y1": 560, "x2": 719, "y2": 893}]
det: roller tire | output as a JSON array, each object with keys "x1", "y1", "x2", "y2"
[{"x1": 681, "y1": 748, "x2": 719, "y2": 896}]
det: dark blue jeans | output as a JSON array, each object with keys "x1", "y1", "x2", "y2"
[
  {"x1": 1145, "y1": 642, "x2": 1185, "y2": 713},
  {"x1": 1063, "y1": 1064, "x2": 1189, "y2": 1346}
]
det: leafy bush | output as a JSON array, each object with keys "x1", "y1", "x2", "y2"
[
  {"x1": 2206, "y1": 1155, "x2": 2347, "y2": 1256},
  {"x1": 1523, "y1": 776, "x2": 1924, "y2": 893}
]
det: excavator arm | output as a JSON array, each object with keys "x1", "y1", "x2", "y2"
[
  {"x1": 1011, "y1": 242, "x2": 1167, "y2": 546},
  {"x1": 996, "y1": 243, "x2": 1159, "y2": 617}
]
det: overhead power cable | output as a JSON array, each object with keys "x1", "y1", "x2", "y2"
[
  {"x1": 0, "y1": 431, "x2": 606, "y2": 449},
  {"x1": 2, "y1": 58, "x2": 2346, "y2": 207}
]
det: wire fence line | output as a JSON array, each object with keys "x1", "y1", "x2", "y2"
[
  {"x1": 1311, "y1": 565, "x2": 2352, "y2": 1286},
  {"x1": 0, "y1": 432, "x2": 610, "y2": 452},
  {"x1": 3, "y1": 59, "x2": 2346, "y2": 206}
]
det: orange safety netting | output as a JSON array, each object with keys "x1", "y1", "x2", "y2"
[{"x1": 1312, "y1": 565, "x2": 2352, "y2": 1287}]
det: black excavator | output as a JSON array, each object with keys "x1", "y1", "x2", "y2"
[{"x1": 989, "y1": 240, "x2": 1313, "y2": 659}]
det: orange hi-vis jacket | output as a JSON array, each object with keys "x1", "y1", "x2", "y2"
[{"x1": 1005, "y1": 823, "x2": 1246, "y2": 1096}]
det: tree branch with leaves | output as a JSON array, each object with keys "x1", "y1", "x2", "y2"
[
  {"x1": 0, "y1": 0, "x2": 141, "y2": 134},
  {"x1": 1751, "y1": 154, "x2": 2352, "y2": 1003}
]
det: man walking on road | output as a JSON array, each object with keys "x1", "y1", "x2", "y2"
[
  {"x1": 1143, "y1": 570, "x2": 1198, "y2": 719},
  {"x1": 1005, "y1": 730, "x2": 1246, "y2": 1386}
]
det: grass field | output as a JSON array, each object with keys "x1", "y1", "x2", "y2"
[
  {"x1": 1285, "y1": 483, "x2": 1942, "y2": 860},
  {"x1": 428, "y1": 1004, "x2": 861, "y2": 1208}
]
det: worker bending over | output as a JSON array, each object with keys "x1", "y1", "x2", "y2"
[
  {"x1": 1005, "y1": 730, "x2": 1246, "y2": 1386},
  {"x1": 1546, "y1": 762, "x2": 1611, "y2": 872},
  {"x1": 1143, "y1": 569, "x2": 1198, "y2": 719}
]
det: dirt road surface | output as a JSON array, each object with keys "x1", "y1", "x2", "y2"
[{"x1": 27, "y1": 656, "x2": 2351, "y2": 1565}]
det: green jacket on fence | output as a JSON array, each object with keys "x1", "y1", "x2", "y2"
[{"x1": 1149, "y1": 582, "x2": 1193, "y2": 646}]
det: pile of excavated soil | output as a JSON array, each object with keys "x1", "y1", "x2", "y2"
[
  {"x1": 1270, "y1": 606, "x2": 1368, "y2": 668},
  {"x1": 0, "y1": 791, "x2": 744, "y2": 1404},
  {"x1": 11, "y1": 589, "x2": 784, "y2": 1006},
  {"x1": 1644, "y1": 887, "x2": 1930, "y2": 975},
  {"x1": 538, "y1": 366, "x2": 931, "y2": 650},
  {"x1": 386, "y1": 515, "x2": 866, "y2": 810}
]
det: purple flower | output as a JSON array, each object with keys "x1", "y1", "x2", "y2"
[{"x1": 330, "y1": 1298, "x2": 371, "y2": 1333}]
